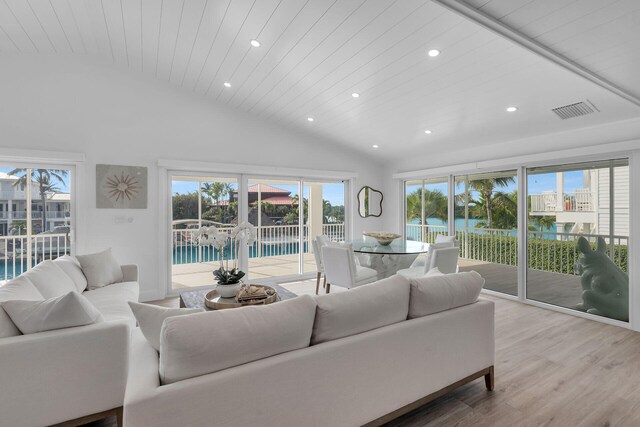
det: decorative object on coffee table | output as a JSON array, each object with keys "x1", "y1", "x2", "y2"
[
  {"x1": 205, "y1": 285, "x2": 279, "y2": 310},
  {"x1": 363, "y1": 231, "x2": 402, "y2": 246},
  {"x1": 193, "y1": 222, "x2": 257, "y2": 298},
  {"x1": 179, "y1": 284, "x2": 297, "y2": 310}
]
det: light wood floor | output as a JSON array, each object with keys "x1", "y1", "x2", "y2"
[{"x1": 90, "y1": 284, "x2": 640, "y2": 427}]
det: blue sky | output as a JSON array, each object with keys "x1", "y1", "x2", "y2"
[
  {"x1": 0, "y1": 167, "x2": 71, "y2": 192},
  {"x1": 172, "y1": 180, "x2": 345, "y2": 206},
  {"x1": 406, "y1": 170, "x2": 587, "y2": 198}
]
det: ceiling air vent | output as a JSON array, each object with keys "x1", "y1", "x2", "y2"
[{"x1": 551, "y1": 100, "x2": 599, "y2": 120}]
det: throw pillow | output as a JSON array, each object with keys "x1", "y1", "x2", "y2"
[
  {"x1": 3, "y1": 291, "x2": 103, "y2": 334},
  {"x1": 408, "y1": 271, "x2": 485, "y2": 318},
  {"x1": 76, "y1": 248, "x2": 124, "y2": 290},
  {"x1": 22, "y1": 260, "x2": 78, "y2": 299},
  {"x1": 311, "y1": 275, "x2": 411, "y2": 345},
  {"x1": 425, "y1": 267, "x2": 443, "y2": 277},
  {"x1": 159, "y1": 295, "x2": 317, "y2": 385},
  {"x1": 0, "y1": 276, "x2": 44, "y2": 338},
  {"x1": 128, "y1": 301, "x2": 203, "y2": 351},
  {"x1": 53, "y1": 255, "x2": 88, "y2": 293}
]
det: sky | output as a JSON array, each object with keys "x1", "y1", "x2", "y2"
[
  {"x1": 407, "y1": 170, "x2": 587, "y2": 198},
  {"x1": 172, "y1": 180, "x2": 345, "y2": 206},
  {"x1": 0, "y1": 167, "x2": 71, "y2": 192}
]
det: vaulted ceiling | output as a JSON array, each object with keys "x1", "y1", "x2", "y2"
[{"x1": 1, "y1": 0, "x2": 638, "y2": 159}]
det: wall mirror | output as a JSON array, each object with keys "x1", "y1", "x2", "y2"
[{"x1": 357, "y1": 186, "x2": 383, "y2": 218}]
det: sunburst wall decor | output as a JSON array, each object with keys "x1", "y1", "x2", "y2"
[{"x1": 96, "y1": 164, "x2": 148, "y2": 209}]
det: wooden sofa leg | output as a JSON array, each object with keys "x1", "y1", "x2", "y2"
[
  {"x1": 315, "y1": 272, "x2": 321, "y2": 295},
  {"x1": 116, "y1": 407, "x2": 123, "y2": 427},
  {"x1": 326, "y1": 282, "x2": 331, "y2": 294},
  {"x1": 323, "y1": 275, "x2": 326, "y2": 288},
  {"x1": 485, "y1": 366, "x2": 495, "y2": 391}
]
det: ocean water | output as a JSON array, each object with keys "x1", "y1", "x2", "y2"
[{"x1": 410, "y1": 218, "x2": 557, "y2": 236}]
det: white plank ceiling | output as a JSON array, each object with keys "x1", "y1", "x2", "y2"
[{"x1": 1, "y1": 0, "x2": 638, "y2": 159}]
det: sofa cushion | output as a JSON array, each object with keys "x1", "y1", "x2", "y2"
[
  {"x1": 83, "y1": 281, "x2": 139, "y2": 326},
  {"x1": 76, "y1": 248, "x2": 123, "y2": 290},
  {"x1": 0, "y1": 276, "x2": 44, "y2": 338},
  {"x1": 159, "y1": 294, "x2": 317, "y2": 385},
  {"x1": 311, "y1": 275, "x2": 411, "y2": 345},
  {"x1": 408, "y1": 271, "x2": 485, "y2": 318},
  {"x1": 128, "y1": 302, "x2": 203, "y2": 351},
  {"x1": 23, "y1": 260, "x2": 77, "y2": 299},
  {"x1": 3, "y1": 291, "x2": 103, "y2": 334},
  {"x1": 53, "y1": 255, "x2": 88, "y2": 293}
]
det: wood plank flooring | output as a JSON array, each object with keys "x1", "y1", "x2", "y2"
[{"x1": 90, "y1": 283, "x2": 640, "y2": 427}]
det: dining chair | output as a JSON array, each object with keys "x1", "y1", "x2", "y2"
[
  {"x1": 321, "y1": 244, "x2": 378, "y2": 293},
  {"x1": 312, "y1": 238, "x2": 327, "y2": 295},
  {"x1": 407, "y1": 240, "x2": 455, "y2": 269},
  {"x1": 397, "y1": 244, "x2": 460, "y2": 279}
]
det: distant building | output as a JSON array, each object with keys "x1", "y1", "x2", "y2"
[
  {"x1": 0, "y1": 172, "x2": 70, "y2": 235},
  {"x1": 529, "y1": 166, "x2": 629, "y2": 237}
]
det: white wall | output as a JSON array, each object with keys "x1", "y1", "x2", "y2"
[{"x1": 0, "y1": 54, "x2": 384, "y2": 301}]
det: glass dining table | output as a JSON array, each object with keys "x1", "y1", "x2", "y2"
[{"x1": 350, "y1": 238, "x2": 430, "y2": 279}]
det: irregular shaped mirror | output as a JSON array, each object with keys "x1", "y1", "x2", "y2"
[{"x1": 358, "y1": 186, "x2": 383, "y2": 218}]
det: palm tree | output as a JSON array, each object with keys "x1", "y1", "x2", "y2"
[
  {"x1": 9, "y1": 169, "x2": 68, "y2": 232},
  {"x1": 466, "y1": 177, "x2": 515, "y2": 229},
  {"x1": 530, "y1": 215, "x2": 556, "y2": 232},
  {"x1": 406, "y1": 188, "x2": 447, "y2": 223}
]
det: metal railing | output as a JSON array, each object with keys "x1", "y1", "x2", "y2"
[
  {"x1": 0, "y1": 233, "x2": 71, "y2": 280},
  {"x1": 405, "y1": 224, "x2": 628, "y2": 275},
  {"x1": 530, "y1": 189, "x2": 594, "y2": 213},
  {"x1": 172, "y1": 223, "x2": 345, "y2": 265},
  {"x1": 0, "y1": 211, "x2": 70, "y2": 220}
]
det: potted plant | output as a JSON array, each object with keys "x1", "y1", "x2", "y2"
[{"x1": 193, "y1": 222, "x2": 257, "y2": 298}]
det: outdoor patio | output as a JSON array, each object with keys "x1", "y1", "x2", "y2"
[{"x1": 172, "y1": 255, "x2": 584, "y2": 312}]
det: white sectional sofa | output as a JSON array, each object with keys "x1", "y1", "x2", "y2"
[
  {"x1": 0, "y1": 256, "x2": 139, "y2": 427},
  {"x1": 125, "y1": 272, "x2": 494, "y2": 427}
]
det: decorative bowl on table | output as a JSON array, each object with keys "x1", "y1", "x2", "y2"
[{"x1": 363, "y1": 232, "x2": 402, "y2": 246}]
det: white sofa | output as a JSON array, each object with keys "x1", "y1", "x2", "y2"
[
  {"x1": 125, "y1": 272, "x2": 494, "y2": 426},
  {"x1": 0, "y1": 256, "x2": 139, "y2": 427}
]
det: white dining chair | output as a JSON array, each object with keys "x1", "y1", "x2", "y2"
[
  {"x1": 312, "y1": 238, "x2": 327, "y2": 295},
  {"x1": 397, "y1": 244, "x2": 460, "y2": 279},
  {"x1": 321, "y1": 244, "x2": 378, "y2": 293}
]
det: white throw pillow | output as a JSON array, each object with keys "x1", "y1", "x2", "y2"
[
  {"x1": 311, "y1": 275, "x2": 411, "y2": 345},
  {"x1": 22, "y1": 260, "x2": 78, "y2": 299},
  {"x1": 408, "y1": 271, "x2": 485, "y2": 319},
  {"x1": 128, "y1": 301, "x2": 203, "y2": 351},
  {"x1": 159, "y1": 295, "x2": 317, "y2": 385},
  {"x1": 3, "y1": 291, "x2": 103, "y2": 334},
  {"x1": 425, "y1": 267, "x2": 443, "y2": 277},
  {"x1": 53, "y1": 255, "x2": 88, "y2": 293},
  {"x1": 76, "y1": 248, "x2": 124, "y2": 290},
  {"x1": 0, "y1": 276, "x2": 44, "y2": 338}
]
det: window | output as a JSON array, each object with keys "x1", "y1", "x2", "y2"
[
  {"x1": 404, "y1": 178, "x2": 449, "y2": 243},
  {"x1": 526, "y1": 159, "x2": 629, "y2": 321},
  {"x1": 0, "y1": 166, "x2": 73, "y2": 281}
]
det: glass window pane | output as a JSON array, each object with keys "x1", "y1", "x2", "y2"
[
  {"x1": 526, "y1": 159, "x2": 629, "y2": 322},
  {"x1": 405, "y1": 178, "x2": 448, "y2": 243},
  {"x1": 455, "y1": 170, "x2": 518, "y2": 296}
]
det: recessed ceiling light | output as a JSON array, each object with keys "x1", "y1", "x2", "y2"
[
  {"x1": 506, "y1": 106, "x2": 518, "y2": 112},
  {"x1": 424, "y1": 130, "x2": 432, "y2": 134},
  {"x1": 250, "y1": 39, "x2": 261, "y2": 47},
  {"x1": 307, "y1": 117, "x2": 314, "y2": 122},
  {"x1": 372, "y1": 144, "x2": 379, "y2": 149},
  {"x1": 351, "y1": 92, "x2": 360, "y2": 98},
  {"x1": 223, "y1": 82, "x2": 231, "y2": 88},
  {"x1": 427, "y1": 49, "x2": 440, "y2": 57}
]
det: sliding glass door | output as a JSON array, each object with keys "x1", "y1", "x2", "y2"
[
  {"x1": 171, "y1": 175, "x2": 238, "y2": 290},
  {"x1": 170, "y1": 173, "x2": 347, "y2": 289},
  {"x1": 526, "y1": 159, "x2": 629, "y2": 322},
  {"x1": 0, "y1": 165, "x2": 73, "y2": 281},
  {"x1": 455, "y1": 171, "x2": 518, "y2": 296},
  {"x1": 404, "y1": 178, "x2": 448, "y2": 243}
]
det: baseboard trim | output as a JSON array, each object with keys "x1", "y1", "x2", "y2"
[{"x1": 362, "y1": 366, "x2": 494, "y2": 426}]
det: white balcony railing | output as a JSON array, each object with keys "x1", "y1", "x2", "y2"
[
  {"x1": 0, "y1": 233, "x2": 71, "y2": 280},
  {"x1": 0, "y1": 211, "x2": 70, "y2": 220},
  {"x1": 530, "y1": 189, "x2": 594, "y2": 213},
  {"x1": 172, "y1": 223, "x2": 345, "y2": 265}
]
